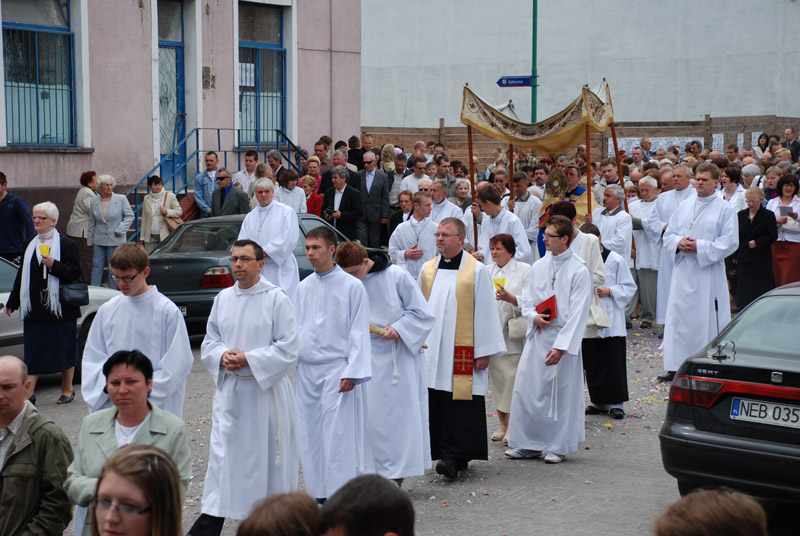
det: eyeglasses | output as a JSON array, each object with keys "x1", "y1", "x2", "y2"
[
  {"x1": 110, "y1": 271, "x2": 142, "y2": 282},
  {"x1": 92, "y1": 497, "x2": 152, "y2": 519},
  {"x1": 230, "y1": 256, "x2": 257, "y2": 263},
  {"x1": 32, "y1": 216, "x2": 51, "y2": 221},
  {"x1": 434, "y1": 232, "x2": 459, "y2": 239},
  {"x1": 216, "y1": 176, "x2": 229, "y2": 182},
  {"x1": 363, "y1": 160, "x2": 375, "y2": 165},
  {"x1": 419, "y1": 187, "x2": 430, "y2": 191},
  {"x1": 544, "y1": 232, "x2": 564, "y2": 239}
]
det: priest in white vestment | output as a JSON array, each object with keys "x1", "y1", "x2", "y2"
[
  {"x1": 472, "y1": 186, "x2": 533, "y2": 264},
  {"x1": 388, "y1": 191, "x2": 437, "y2": 279},
  {"x1": 430, "y1": 179, "x2": 464, "y2": 222},
  {"x1": 588, "y1": 184, "x2": 633, "y2": 261},
  {"x1": 335, "y1": 243, "x2": 435, "y2": 484},
  {"x1": 661, "y1": 163, "x2": 738, "y2": 379},
  {"x1": 81, "y1": 243, "x2": 193, "y2": 417},
  {"x1": 189, "y1": 240, "x2": 299, "y2": 536},
  {"x1": 626, "y1": 177, "x2": 660, "y2": 328},
  {"x1": 420, "y1": 217, "x2": 506, "y2": 479},
  {"x1": 238, "y1": 178, "x2": 301, "y2": 301},
  {"x1": 506, "y1": 215, "x2": 592, "y2": 463},
  {"x1": 644, "y1": 164, "x2": 696, "y2": 326},
  {"x1": 294, "y1": 226, "x2": 372, "y2": 501},
  {"x1": 504, "y1": 173, "x2": 543, "y2": 260}
]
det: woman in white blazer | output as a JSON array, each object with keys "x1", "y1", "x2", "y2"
[
  {"x1": 66, "y1": 171, "x2": 98, "y2": 277},
  {"x1": 87, "y1": 174, "x2": 134, "y2": 289},
  {"x1": 140, "y1": 175, "x2": 182, "y2": 253},
  {"x1": 486, "y1": 233, "x2": 532, "y2": 443}
]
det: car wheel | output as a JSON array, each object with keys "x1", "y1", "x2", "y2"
[
  {"x1": 677, "y1": 480, "x2": 699, "y2": 497},
  {"x1": 75, "y1": 314, "x2": 94, "y2": 384}
]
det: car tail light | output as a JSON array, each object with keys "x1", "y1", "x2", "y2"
[
  {"x1": 670, "y1": 375, "x2": 800, "y2": 408},
  {"x1": 200, "y1": 266, "x2": 234, "y2": 288}
]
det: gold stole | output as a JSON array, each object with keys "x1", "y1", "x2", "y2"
[{"x1": 420, "y1": 253, "x2": 476, "y2": 400}]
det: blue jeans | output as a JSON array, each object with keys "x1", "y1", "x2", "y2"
[{"x1": 91, "y1": 245, "x2": 117, "y2": 289}]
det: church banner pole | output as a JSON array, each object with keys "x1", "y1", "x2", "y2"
[
  {"x1": 467, "y1": 125, "x2": 479, "y2": 245},
  {"x1": 508, "y1": 143, "x2": 514, "y2": 178},
  {"x1": 610, "y1": 121, "x2": 629, "y2": 212},
  {"x1": 585, "y1": 123, "x2": 592, "y2": 210}
]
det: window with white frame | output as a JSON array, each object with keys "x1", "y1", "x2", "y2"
[{"x1": 2, "y1": 0, "x2": 75, "y2": 146}]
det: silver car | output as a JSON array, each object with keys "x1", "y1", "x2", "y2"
[{"x1": 0, "y1": 257, "x2": 120, "y2": 378}]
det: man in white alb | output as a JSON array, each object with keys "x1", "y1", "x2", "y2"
[
  {"x1": 588, "y1": 184, "x2": 632, "y2": 260},
  {"x1": 238, "y1": 178, "x2": 300, "y2": 301},
  {"x1": 388, "y1": 191, "x2": 437, "y2": 280},
  {"x1": 81, "y1": 243, "x2": 193, "y2": 417},
  {"x1": 471, "y1": 186, "x2": 532, "y2": 264},
  {"x1": 294, "y1": 226, "x2": 372, "y2": 502},
  {"x1": 505, "y1": 215, "x2": 593, "y2": 464},
  {"x1": 505, "y1": 172, "x2": 542, "y2": 259},
  {"x1": 626, "y1": 176, "x2": 660, "y2": 328},
  {"x1": 429, "y1": 179, "x2": 463, "y2": 222},
  {"x1": 660, "y1": 163, "x2": 738, "y2": 381},
  {"x1": 188, "y1": 239, "x2": 299, "y2": 536}
]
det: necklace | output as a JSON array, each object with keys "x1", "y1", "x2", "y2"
[
  {"x1": 411, "y1": 217, "x2": 429, "y2": 245},
  {"x1": 550, "y1": 256, "x2": 566, "y2": 288},
  {"x1": 256, "y1": 204, "x2": 273, "y2": 238}
]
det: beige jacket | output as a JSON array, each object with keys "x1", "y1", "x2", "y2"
[
  {"x1": 66, "y1": 186, "x2": 97, "y2": 238},
  {"x1": 141, "y1": 191, "x2": 182, "y2": 242}
]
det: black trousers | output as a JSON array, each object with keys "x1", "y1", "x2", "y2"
[
  {"x1": 188, "y1": 514, "x2": 225, "y2": 536},
  {"x1": 582, "y1": 337, "x2": 629, "y2": 405},
  {"x1": 428, "y1": 388, "x2": 488, "y2": 462}
]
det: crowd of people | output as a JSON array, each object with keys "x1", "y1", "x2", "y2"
[{"x1": 1, "y1": 126, "x2": 799, "y2": 534}]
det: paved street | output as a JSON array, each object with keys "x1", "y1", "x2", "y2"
[{"x1": 36, "y1": 324, "x2": 798, "y2": 535}]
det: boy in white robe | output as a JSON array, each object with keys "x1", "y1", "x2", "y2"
[
  {"x1": 336, "y1": 242, "x2": 435, "y2": 485},
  {"x1": 472, "y1": 186, "x2": 533, "y2": 264},
  {"x1": 294, "y1": 226, "x2": 372, "y2": 502},
  {"x1": 661, "y1": 163, "x2": 738, "y2": 379},
  {"x1": 506, "y1": 215, "x2": 592, "y2": 464},
  {"x1": 238, "y1": 178, "x2": 300, "y2": 301},
  {"x1": 387, "y1": 191, "x2": 437, "y2": 279},
  {"x1": 188, "y1": 240, "x2": 299, "y2": 536},
  {"x1": 421, "y1": 217, "x2": 506, "y2": 479},
  {"x1": 81, "y1": 243, "x2": 193, "y2": 417}
]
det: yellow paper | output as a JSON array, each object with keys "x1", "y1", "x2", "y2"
[
  {"x1": 493, "y1": 277, "x2": 505, "y2": 291},
  {"x1": 38, "y1": 244, "x2": 50, "y2": 256}
]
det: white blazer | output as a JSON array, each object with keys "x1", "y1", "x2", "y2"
[
  {"x1": 66, "y1": 186, "x2": 98, "y2": 238},
  {"x1": 488, "y1": 258, "x2": 531, "y2": 354}
]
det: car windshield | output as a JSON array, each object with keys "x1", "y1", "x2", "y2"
[
  {"x1": 721, "y1": 295, "x2": 800, "y2": 356},
  {"x1": 153, "y1": 223, "x2": 241, "y2": 255},
  {"x1": 0, "y1": 259, "x2": 17, "y2": 292}
]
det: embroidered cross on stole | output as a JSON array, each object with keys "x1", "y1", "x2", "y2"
[{"x1": 420, "y1": 253, "x2": 476, "y2": 400}]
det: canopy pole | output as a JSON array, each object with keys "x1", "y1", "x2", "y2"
[
  {"x1": 610, "y1": 121, "x2": 629, "y2": 212},
  {"x1": 585, "y1": 124, "x2": 592, "y2": 212},
  {"x1": 508, "y1": 144, "x2": 514, "y2": 179},
  {"x1": 467, "y1": 125, "x2": 479, "y2": 246}
]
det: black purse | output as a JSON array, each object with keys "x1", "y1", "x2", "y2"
[{"x1": 60, "y1": 273, "x2": 89, "y2": 306}]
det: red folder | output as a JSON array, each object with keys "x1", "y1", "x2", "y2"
[{"x1": 535, "y1": 295, "x2": 558, "y2": 321}]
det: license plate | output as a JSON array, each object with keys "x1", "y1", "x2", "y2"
[
  {"x1": 179, "y1": 305, "x2": 187, "y2": 317},
  {"x1": 730, "y1": 397, "x2": 800, "y2": 429}
]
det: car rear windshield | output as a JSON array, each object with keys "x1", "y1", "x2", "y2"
[
  {"x1": 154, "y1": 223, "x2": 240, "y2": 254},
  {"x1": 722, "y1": 295, "x2": 800, "y2": 356}
]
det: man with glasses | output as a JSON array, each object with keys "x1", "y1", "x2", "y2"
[
  {"x1": 505, "y1": 215, "x2": 593, "y2": 464},
  {"x1": 238, "y1": 178, "x2": 300, "y2": 301},
  {"x1": 419, "y1": 217, "x2": 506, "y2": 479},
  {"x1": 357, "y1": 152, "x2": 390, "y2": 248},
  {"x1": 400, "y1": 157, "x2": 430, "y2": 193},
  {"x1": 81, "y1": 243, "x2": 193, "y2": 418},
  {"x1": 189, "y1": 240, "x2": 300, "y2": 536},
  {"x1": 210, "y1": 167, "x2": 250, "y2": 216}
]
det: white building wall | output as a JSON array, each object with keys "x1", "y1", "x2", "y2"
[{"x1": 362, "y1": 0, "x2": 800, "y2": 128}]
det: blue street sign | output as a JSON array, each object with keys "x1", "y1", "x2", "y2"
[{"x1": 497, "y1": 76, "x2": 533, "y2": 88}]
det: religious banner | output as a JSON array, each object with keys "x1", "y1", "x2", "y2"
[{"x1": 460, "y1": 84, "x2": 614, "y2": 155}]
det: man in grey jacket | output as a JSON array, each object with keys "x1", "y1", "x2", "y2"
[{"x1": 0, "y1": 355, "x2": 73, "y2": 535}]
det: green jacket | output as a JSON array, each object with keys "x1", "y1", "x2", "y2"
[{"x1": 0, "y1": 401, "x2": 74, "y2": 536}]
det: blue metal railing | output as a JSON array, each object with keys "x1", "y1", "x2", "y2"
[{"x1": 126, "y1": 127, "x2": 302, "y2": 241}]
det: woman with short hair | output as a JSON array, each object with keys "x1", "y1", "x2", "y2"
[
  {"x1": 275, "y1": 169, "x2": 307, "y2": 213},
  {"x1": 140, "y1": 176, "x2": 182, "y2": 253},
  {"x1": 736, "y1": 188, "x2": 777, "y2": 309},
  {"x1": 87, "y1": 175, "x2": 134, "y2": 289},
  {"x1": 5, "y1": 201, "x2": 82, "y2": 404},
  {"x1": 66, "y1": 170, "x2": 99, "y2": 277},
  {"x1": 766, "y1": 174, "x2": 800, "y2": 286}
]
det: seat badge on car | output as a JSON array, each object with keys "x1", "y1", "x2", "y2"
[
  {"x1": 163, "y1": 265, "x2": 172, "y2": 270},
  {"x1": 771, "y1": 372, "x2": 783, "y2": 384}
]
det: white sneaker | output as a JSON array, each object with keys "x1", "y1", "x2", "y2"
[
  {"x1": 504, "y1": 448, "x2": 542, "y2": 459},
  {"x1": 544, "y1": 452, "x2": 566, "y2": 464}
]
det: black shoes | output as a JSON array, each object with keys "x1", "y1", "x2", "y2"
[
  {"x1": 585, "y1": 405, "x2": 606, "y2": 415},
  {"x1": 436, "y1": 459, "x2": 467, "y2": 479},
  {"x1": 657, "y1": 371, "x2": 676, "y2": 383},
  {"x1": 609, "y1": 408, "x2": 625, "y2": 419}
]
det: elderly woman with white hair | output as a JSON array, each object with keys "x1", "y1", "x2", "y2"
[
  {"x1": 87, "y1": 174, "x2": 134, "y2": 289},
  {"x1": 4, "y1": 201, "x2": 82, "y2": 404}
]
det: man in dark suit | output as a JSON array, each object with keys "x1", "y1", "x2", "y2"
[
  {"x1": 782, "y1": 127, "x2": 800, "y2": 162},
  {"x1": 267, "y1": 149, "x2": 287, "y2": 182},
  {"x1": 211, "y1": 168, "x2": 251, "y2": 216},
  {"x1": 357, "y1": 153, "x2": 390, "y2": 247},
  {"x1": 320, "y1": 150, "x2": 359, "y2": 195},
  {"x1": 388, "y1": 190, "x2": 413, "y2": 237},
  {"x1": 322, "y1": 166, "x2": 364, "y2": 241}
]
